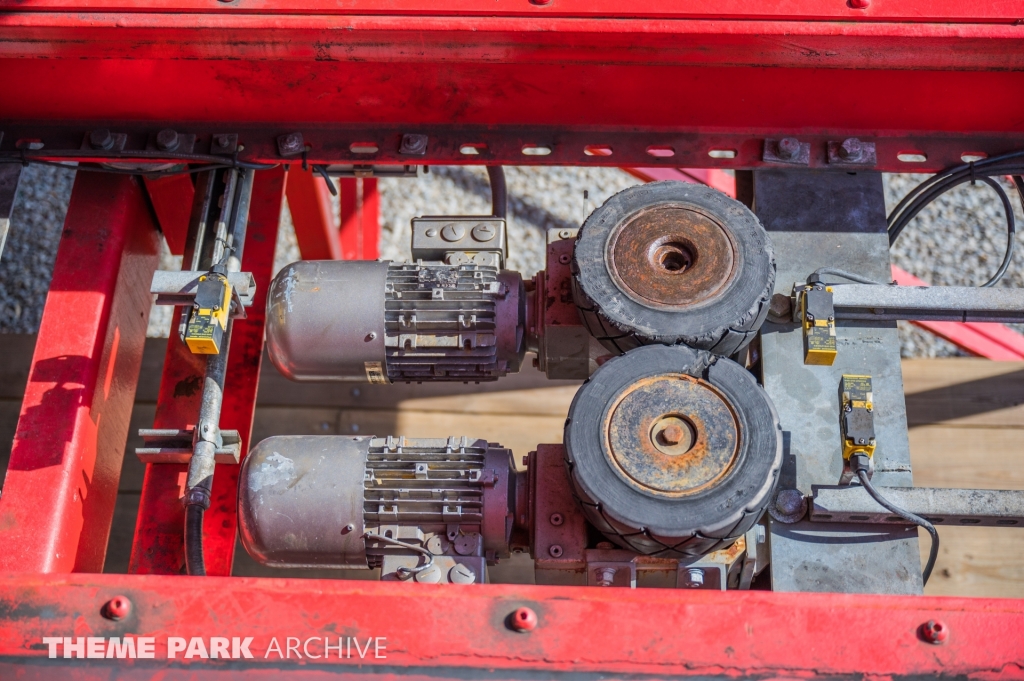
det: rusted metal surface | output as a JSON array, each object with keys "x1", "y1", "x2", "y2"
[
  {"x1": 0, "y1": 173, "x2": 160, "y2": 573},
  {"x1": 529, "y1": 445, "x2": 588, "y2": 584},
  {"x1": 604, "y1": 374, "x2": 739, "y2": 497},
  {"x1": 608, "y1": 204, "x2": 736, "y2": 309},
  {"x1": 2, "y1": 571, "x2": 1024, "y2": 678}
]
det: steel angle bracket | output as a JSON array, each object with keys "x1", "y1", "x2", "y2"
[
  {"x1": 810, "y1": 486, "x2": 1024, "y2": 528},
  {"x1": 136, "y1": 428, "x2": 242, "y2": 465},
  {"x1": 150, "y1": 270, "x2": 256, "y2": 319}
]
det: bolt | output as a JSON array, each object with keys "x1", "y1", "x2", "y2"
[
  {"x1": 156, "y1": 128, "x2": 180, "y2": 152},
  {"x1": 777, "y1": 137, "x2": 800, "y2": 161},
  {"x1": 849, "y1": 0, "x2": 870, "y2": 7},
  {"x1": 594, "y1": 567, "x2": 617, "y2": 586},
  {"x1": 558, "y1": 229, "x2": 573, "y2": 239},
  {"x1": 365, "y1": 332, "x2": 377, "y2": 341},
  {"x1": 400, "y1": 134, "x2": 428, "y2": 156},
  {"x1": 660, "y1": 423, "x2": 684, "y2": 446},
  {"x1": 215, "y1": 134, "x2": 232, "y2": 149},
  {"x1": 838, "y1": 137, "x2": 864, "y2": 161},
  {"x1": 89, "y1": 129, "x2": 114, "y2": 151},
  {"x1": 277, "y1": 132, "x2": 304, "y2": 157},
  {"x1": 920, "y1": 620, "x2": 948, "y2": 644},
  {"x1": 769, "y1": 292, "x2": 793, "y2": 319},
  {"x1": 441, "y1": 224, "x2": 466, "y2": 242},
  {"x1": 510, "y1": 607, "x2": 538, "y2": 632},
  {"x1": 103, "y1": 595, "x2": 132, "y2": 621},
  {"x1": 549, "y1": 513, "x2": 564, "y2": 526},
  {"x1": 775, "y1": 489, "x2": 805, "y2": 517},
  {"x1": 449, "y1": 563, "x2": 477, "y2": 585},
  {"x1": 558, "y1": 254, "x2": 571, "y2": 265},
  {"x1": 548, "y1": 544, "x2": 563, "y2": 558},
  {"x1": 471, "y1": 223, "x2": 497, "y2": 242},
  {"x1": 413, "y1": 563, "x2": 442, "y2": 583},
  {"x1": 683, "y1": 568, "x2": 705, "y2": 588}
]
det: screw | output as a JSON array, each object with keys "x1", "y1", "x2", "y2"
[
  {"x1": 215, "y1": 134, "x2": 232, "y2": 149},
  {"x1": 471, "y1": 223, "x2": 497, "y2": 242},
  {"x1": 558, "y1": 254, "x2": 571, "y2": 265},
  {"x1": 595, "y1": 567, "x2": 616, "y2": 586},
  {"x1": 103, "y1": 595, "x2": 132, "y2": 621},
  {"x1": 838, "y1": 137, "x2": 864, "y2": 161},
  {"x1": 510, "y1": 607, "x2": 538, "y2": 632},
  {"x1": 156, "y1": 129, "x2": 180, "y2": 152},
  {"x1": 441, "y1": 224, "x2": 466, "y2": 242},
  {"x1": 920, "y1": 620, "x2": 948, "y2": 644},
  {"x1": 277, "y1": 132, "x2": 304, "y2": 157},
  {"x1": 683, "y1": 568, "x2": 705, "y2": 588},
  {"x1": 89, "y1": 129, "x2": 114, "y2": 151},
  {"x1": 449, "y1": 563, "x2": 477, "y2": 585},
  {"x1": 400, "y1": 134, "x2": 428, "y2": 156},
  {"x1": 365, "y1": 332, "x2": 377, "y2": 341},
  {"x1": 548, "y1": 544, "x2": 563, "y2": 557},
  {"x1": 775, "y1": 489, "x2": 805, "y2": 517},
  {"x1": 558, "y1": 229, "x2": 573, "y2": 239},
  {"x1": 549, "y1": 513, "x2": 564, "y2": 526},
  {"x1": 777, "y1": 137, "x2": 800, "y2": 161}
]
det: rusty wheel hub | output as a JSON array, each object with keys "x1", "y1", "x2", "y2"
[
  {"x1": 604, "y1": 373, "x2": 739, "y2": 497},
  {"x1": 607, "y1": 204, "x2": 736, "y2": 309}
]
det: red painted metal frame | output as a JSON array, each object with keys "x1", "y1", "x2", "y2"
[
  {"x1": 286, "y1": 167, "x2": 342, "y2": 261},
  {"x1": 129, "y1": 167, "x2": 286, "y2": 576},
  {"x1": 142, "y1": 175, "x2": 194, "y2": 257},
  {"x1": 0, "y1": 173, "x2": 161, "y2": 573},
  {"x1": 340, "y1": 177, "x2": 380, "y2": 261},
  {"x1": 2, "y1": 572, "x2": 1024, "y2": 678}
]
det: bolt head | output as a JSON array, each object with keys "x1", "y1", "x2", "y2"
[
  {"x1": 449, "y1": 563, "x2": 477, "y2": 585},
  {"x1": 920, "y1": 620, "x2": 948, "y2": 644},
  {"x1": 549, "y1": 513, "x2": 564, "y2": 526},
  {"x1": 510, "y1": 607, "x2": 538, "y2": 632},
  {"x1": 684, "y1": 568, "x2": 705, "y2": 588},
  {"x1": 548, "y1": 544, "x2": 563, "y2": 558},
  {"x1": 471, "y1": 224, "x2": 496, "y2": 242},
  {"x1": 838, "y1": 137, "x2": 864, "y2": 160},
  {"x1": 103, "y1": 595, "x2": 132, "y2": 621},
  {"x1": 156, "y1": 128, "x2": 179, "y2": 152},
  {"x1": 277, "y1": 132, "x2": 304, "y2": 156},
  {"x1": 775, "y1": 489, "x2": 805, "y2": 517},
  {"x1": 89, "y1": 129, "x2": 114, "y2": 151},
  {"x1": 777, "y1": 137, "x2": 800, "y2": 160},
  {"x1": 400, "y1": 134, "x2": 428, "y2": 156},
  {"x1": 215, "y1": 134, "x2": 232, "y2": 149},
  {"x1": 660, "y1": 423, "x2": 684, "y2": 446},
  {"x1": 769, "y1": 293, "x2": 793, "y2": 319}
]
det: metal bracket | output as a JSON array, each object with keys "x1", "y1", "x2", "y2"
[
  {"x1": 811, "y1": 486, "x2": 1024, "y2": 527},
  {"x1": 324, "y1": 164, "x2": 419, "y2": 178},
  {"x1": 150, "y1": 270, "x2": 256, "y2": 318},
  {"x1": 136, "y1": 428, "x2": 242, "y2": 464}
]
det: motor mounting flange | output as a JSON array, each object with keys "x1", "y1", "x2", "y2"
[
  {"x1": 564, "y1": 344, "x2": 782, "y2": 557},
  {"x1": 572, "y1": 181, "x2": 776, "y2": 356}
]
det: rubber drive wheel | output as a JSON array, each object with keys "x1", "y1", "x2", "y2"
[
  {"x1": 564, "y1": 344, "x2": 781, "y2": 557},
  {"x1": 572, "y1": 181, "x2": 775, "y2": 356}
]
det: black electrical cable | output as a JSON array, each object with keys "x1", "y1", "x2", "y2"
[
  {"x1": 313, "y1": 164, "x2": 338, "y2": 196},
  {"x1": 850, "y1": 454, "x2": 939, "y2": 586},
  {"x1": 888, "y1": 149, "x2": 1024, "y2": 287},
  {"x1": 808, "y1": 267, "x2": 890, "y2": 286},
  {"x1": 486, "y1": 165, "x2": 507, "y2": 219},
  {"x1": 184, "y1": 504, "x2": 207, "y2": 576}
]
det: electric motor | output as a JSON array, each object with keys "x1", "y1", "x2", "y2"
[
  {"x1": 572, "y1": 181, "x2": 776, "y2": 356},
  {"x1": 265, "y1": 259, "x2": 525, "y2": 383},
  {"x1": 238, "y1": 435, "x2": 518, "y2": 583},
  {"x1": 564, "y1": 344, "x2": 782, "y2": 557}
]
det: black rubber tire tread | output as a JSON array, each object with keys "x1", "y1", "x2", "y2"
[
  {"x1": 572, "y1": 181, "x2": 775, "y2": 357},
  {"x1": 563, "y1": 344, "x2": 782, "y2": 558}
]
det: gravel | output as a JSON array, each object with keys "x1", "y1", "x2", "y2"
[{"x1": 3, "y1": 163, "x2": 1021, "y2": 359}]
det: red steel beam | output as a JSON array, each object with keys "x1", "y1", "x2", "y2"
[
  {"x1": 142, "y1": 174, "x2": 194, "y2": 257},
  {"x1": 285, "y1": 166, "x2": 342, "y2": 261},
  {"x1": 0, "y1": 172, "x2": 160, "y2": 573},
  {"x1": 340, "y1": 177, "x2": 380, "y2": 261},
  {"x1": 129, "y1": 167, "x2": 286, "y2": 575},
  {"x1": 1, "y1": 572, "x2": 1023, "y2": 678}
]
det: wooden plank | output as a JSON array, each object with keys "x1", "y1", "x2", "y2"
[
  {"x1": 921, "y1": 526, "x2": 1024, "y2": 598},
  {"x1": 903, "y1": 358, "x2": 1024, "y2": 428},
  {"x1": 909, "y1": 426, "x2": 1024, "y2": 489}
]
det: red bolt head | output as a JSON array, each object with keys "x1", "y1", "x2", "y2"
[
  {"x1": 511, "y1": 607, "x2": 538, "y2": 632},
  {"x1": 849, "y1": 0, "x2": 870, "y2": 8},
  {"x1": 103, "y1": 595, "x2": 132, "y2": 621},
  {"x1": 920, "y1": 620, "x2": 948, "y2": 644}
]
